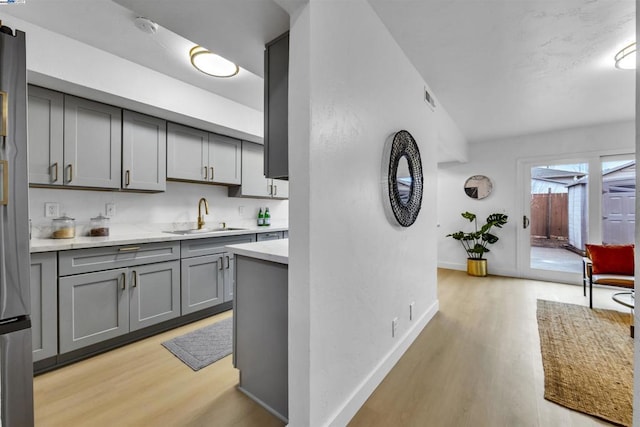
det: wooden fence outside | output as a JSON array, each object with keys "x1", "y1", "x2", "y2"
[{"x1": 530, "y1": 193, "x2": 568, "y2": 239}]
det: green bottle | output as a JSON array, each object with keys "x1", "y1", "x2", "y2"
[
  {"x1": 257, "y1": 208, "x2": 264, "y2": 226},
  {"x1": 264, "y1": 207, "x2": 271, "y2": 226}
]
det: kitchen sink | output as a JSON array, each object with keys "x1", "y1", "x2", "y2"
[{"x1": 164, "y1": 227, "x2": 247, "y2": 235}]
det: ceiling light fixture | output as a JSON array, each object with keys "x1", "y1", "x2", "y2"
[
  {"x1": 189, "y1": 46, "x2": 239, "y2": 78},
  {"x1": 614, "y1": 42, "x2": 636, "y2": 70}
]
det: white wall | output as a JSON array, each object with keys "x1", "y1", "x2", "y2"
[
  {"x1": 29, "y1": 182, "x2": 288, "y2": 236},
  {"x1": 438, "y1": 120, "x2": 635, "y2": 278},
  {"x1": 288, "y1": 1, "x2": 462, "y2": 425}
]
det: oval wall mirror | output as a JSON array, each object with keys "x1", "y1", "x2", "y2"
[
  {"x1": 382, "y1": 130, "x2": 423, "y2": 227},
  {"x1": 464, "y1": 175, "x2": 493, "y2": 199}
]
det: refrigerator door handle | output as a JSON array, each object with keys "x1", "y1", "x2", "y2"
[
  {"x1": 0, "y1": 90, "x2": 7, "y2": 137},
  {"x1": 0, "y1": 159, "x2": 7, "y2": 205}
]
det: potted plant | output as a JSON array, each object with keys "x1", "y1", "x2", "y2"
[{"x1": 446, "y1": 211, "x2": 508, "y2": 276}]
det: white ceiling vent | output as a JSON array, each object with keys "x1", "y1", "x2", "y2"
[{"x1": 424, "y1": 87, "x2": 435, "y2": 110}]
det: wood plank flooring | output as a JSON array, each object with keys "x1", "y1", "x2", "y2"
[
  {"x1": 35, "y1": 269, "x2": 626, "y2": 426},
  {"x1": 349, "y1": 269, "x2": 622, "y2": 427}
]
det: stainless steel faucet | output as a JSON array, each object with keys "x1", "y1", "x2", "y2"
[{"x1": 197, "y1": 197, "x2": 209, "y2": 229}]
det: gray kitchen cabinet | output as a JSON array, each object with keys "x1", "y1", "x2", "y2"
[
  {"x1": 167, "y1": 122, "x2": 241, "y2": 185},
  {"x1": 63, "y1": 95, "x2": 122, "y2": 188},
  {"x1": 166, "y1": 122, "x2": 208, "y2": 182},
  {"x1": 58, "y1": 260, "x2": 180, "y2": 353},
  {"x1": 122, "y1": 110, "x2": 167, "y2": 191},
  {"x1": 58, "y1": 242, "x2": 181, "y2": 353},
  {"x1": 229, "y1": 141, "x2": 288, "y2": 199},
  {"x1": 128, "y1": 261, "x2": 180, "y2": 332},
  {"x1": 59, "y1": 267, "x2": 129, "y2": 353},
  {"x1": 208, "y1": 133, "x2": 241, "y2": 185},
  {"x1": 30, "y1": 252, "x2": 58, "y2": 362},
  {"x1": 264, "y1": 32, "x2": 289, "y2": 179},
  {"x1": 180, "y1": 234, "x2": 255, "y2": 314},
  {"x1": 27, "y1": 86, "x2": 64, "y2": 186},
  {"x1": 181, "y1": 254, "x2": 225, "y2": 315}
]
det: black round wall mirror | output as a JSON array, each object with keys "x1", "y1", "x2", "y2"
[{"x1": 382, "y1": 130, "x2": 423, "y2": 227}]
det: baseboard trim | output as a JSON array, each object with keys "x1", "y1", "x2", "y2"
[{"x1": 326, "y1": 299, "x2": 439, "y2": 426}]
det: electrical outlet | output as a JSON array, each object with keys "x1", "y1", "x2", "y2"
[
  {"x1": 410, "y1": 302, "x2": 415, "y2": 321},
  {"x1": 392, "y1": 317, "x2": 398, "y2": 338},
  {"x1": 44, "y1": 202, "x2": 59, "y2": 218},
  {"x1": 238, "y1": 206, "x2": 245, "y2": 216},
  {"x1": 105, "y1": 203, "x2": 116, "y2": 218}
]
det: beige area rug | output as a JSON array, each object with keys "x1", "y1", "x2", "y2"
[{"x1": 536, "y1": 300, "x2": 633, "y2": 426}]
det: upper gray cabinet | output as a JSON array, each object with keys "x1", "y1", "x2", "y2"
[
  {"x1": 167, "y1": 122, "x2": 241, "y2": 185},
  {"x1": 27, "y1": 86, "x2": 122, "y2": 189},
  {"x1": 229, "y1": 141, "x2": 288, "y2": 199},
  {"x1": 28, "y1": 86, "x2": 64, "y2": 186},
  {"x1": 264, "y1": 32, "x2": 289, "y2": 179},
  {"x1": 64, "y1": 95, "x2": 122, "y2": 189},
  {"x1": 122, "y1": 110, "x2": 167, "y2": 191}
]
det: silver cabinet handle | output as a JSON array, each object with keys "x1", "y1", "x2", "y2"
[
  {"x1": 273, "y1": 185, "x2": 277, "y2": 196},
  {"x1": 523, "y1": 215, "x2": 530, "y2": 229},
  {"x1": 268, "y1": 184, "x2": 273, "y2": 196},
  {"x1": 66, "y1": 164, "x2": 73, "y2": 183},
  {"x1": 118, "y1": 246, "x2": 140, "y2": 252},
  {"x1": 125, "y1": 170, "x2": 131, "y2": 187},
  {"x1": 204, "y1": 166, "x2": 208, "y2": 180},
  {"x1": 225, "y1": 255, "x2": 230, "y2": 269},
  {"x1": 51, "y1": 162, "x2": 59, "y2": 183},
  {"x1": 219, "y1": 256, "x2": 224, "y2": 270},
  {"x1": 210, "y1": 167, "x2": 214, "y2": 181},
  {"x1": 132, "y1": 270, "x2": 138, "y2": 288},
  {"x1": 121, "y1": 272, "x2": 126, "y2": 290}
]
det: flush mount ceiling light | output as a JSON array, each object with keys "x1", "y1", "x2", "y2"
[
  {"x1": 189, "y1": 46, "x2": 239, "y2": 78},
  {"x1": 614, "y1": 42, "x2": 636, "y2": 70}
]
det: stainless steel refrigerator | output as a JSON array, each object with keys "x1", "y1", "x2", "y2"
[{"x1": 0, "y1": 21, "x2": 34, "y2": 427}]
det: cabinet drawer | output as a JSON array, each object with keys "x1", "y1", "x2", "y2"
[
  {"x1": 257, "y1": 231, "x2": 283, "y2": 241},
  {"x1": 59, "y1": 241, "x2": 180, "y2": 276},
  {"x1": 181, "y1": 234, "x2": 255, "y2": 259}
]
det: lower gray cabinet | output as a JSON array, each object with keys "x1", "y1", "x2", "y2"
[
  {"x1": 129, "y1": 261, "x2": 180, "y2": 332},
  {"x1": 30, "y1": 252, "x2": 58, "y2": 362},
  {"x1": 180, "y1": 235, "x2": 254, "y2": 314},
  {"x1": 181, "y1": 254, "x2": 225, "y2": 315},
  {"x1": 59, "y1": 260, "x2": 180, "y2": 353},
  {"x1": 59, "y1": 268, "x2": 129, "y2": 353}
]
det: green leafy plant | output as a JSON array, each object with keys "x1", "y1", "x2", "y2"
[{"x1": 447, "y1": 212, "x2": 509, "y2": 259}]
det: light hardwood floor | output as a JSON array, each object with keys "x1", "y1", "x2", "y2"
[
  {"x1": 35, "y1": 269, "x2": 626, "y2": 426},
  {"x1": 349, "y1": 269, "x2": 623, "y2": 427}
]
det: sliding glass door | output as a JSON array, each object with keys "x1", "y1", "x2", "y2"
[{"x1": 517, "y1": 153, "x2": 635, "y2": 284}]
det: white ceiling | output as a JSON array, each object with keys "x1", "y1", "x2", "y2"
[{"x1": 0, "y1": 0, "x2": 635, "y2": 144}]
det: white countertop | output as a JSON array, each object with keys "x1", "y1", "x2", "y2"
[
  {"x1": 30, "y1": 224, "x2": 288, "y2": 253},
  {"x1": 226, "y1": 238, "x2": 289, "y2": 265}
]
